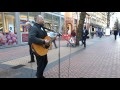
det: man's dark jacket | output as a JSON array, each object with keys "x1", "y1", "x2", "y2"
[
  {"x1": 82, "y1": 29, "x2": 89, "y2": 40},
  {"x1": 28, "y1": 23, "x2": 47, "y2": 45},
  {"x1": 114, "y1": 30, "x2": 118, "y2": 36}
]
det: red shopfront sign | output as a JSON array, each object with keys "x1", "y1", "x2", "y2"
[{"x1": 21, "y1": 33, "x2": 28, "y2": 42}]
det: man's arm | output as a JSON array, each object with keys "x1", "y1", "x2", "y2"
[{"x1": 29, "y1": 26, "x2": 45, "y2": 45}]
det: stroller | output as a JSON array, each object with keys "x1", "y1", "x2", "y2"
[{"x1": 67, "y1": 36, "x2": 76, "y2": 47}]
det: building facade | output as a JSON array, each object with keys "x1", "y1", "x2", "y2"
[
  {"x1": 87, "y1": 12, "x2": 107, "y2": 33},
  {"x1": 64, "y1": 12, "x2": 91, "y2": 34},
  {"x1": 0, "y1": 12, "x2": 64, "y2": 47}
]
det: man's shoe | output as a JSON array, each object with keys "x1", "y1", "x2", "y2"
[
  {"x1": 42, "y1": 76, "x2": 45, "y2": 78},
  {"x1": 36, "y1": 76, "x2": 45, "y2": 78},
  {"x1": 28, "y1": 61, "x2": 35, "y2": 63}
]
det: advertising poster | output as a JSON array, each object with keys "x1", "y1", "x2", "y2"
[
  {"x1": 22, "y1": 33, "x2": 28, "y2": 42},
  {"x1": 20, "y1": 32, "x2": 29, "y2": 44},
  {"x1": 9, "y1": 24, "x2": 14, "y2": 33}
]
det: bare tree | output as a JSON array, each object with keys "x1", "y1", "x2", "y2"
[
  {"x1": 107, "y1": 12, "x2": 115, "y2": 28},
  {"x1": 76, "y1": 12, "x2": 86, "y2": 46},
  {"x1": 114, "y1": 18, "x2": 120, "y2": 30}
]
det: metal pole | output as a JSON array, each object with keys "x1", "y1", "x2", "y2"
[
  {"x1": 15, "y1": 12, "x2": 21, "y2": 45},
  {"x1": 1, "y1": 12, "x2": 5, "y2": 33},
  {"x1": 59, "y1": 16, "x2": 61, "y2": 33},
  {"x1": 58, "y1": 16, "x2": 62, "y2": 78},
  {"x1": 27, "y1": 12, "x2": 29, "y2": 21}
]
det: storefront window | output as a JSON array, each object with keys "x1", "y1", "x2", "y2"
[
  {"x1": 20, "y1": 12, "x2": 28, "y2": 32},
  {"x1": 52, "y1": 15, "x2": 59, "y2": 32},
  {"x1": 0, "y1": 13, "x2": 3, "y2": 33},
  {"x1": 0, "y1": 12, "x2": 17, "y2": 46},
  {"x1": 62, "y1": 18, "x2": 64, "y2": 28},
  {"x1": 4, "y1": 12, "x2": 15, "y2": 33},
  {"x1": 44, "y1": 13, "x2": 52, "y2": 30},
  {"x1": 29, "y1": 12, "x2": 41, "y2": 22}
]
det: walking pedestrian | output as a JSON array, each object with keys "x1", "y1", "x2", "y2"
[
  {"x1": 81, "y1": 26, "x2": 89, "y2": 48},
  {"x1": 114, "y1": 29, "x2": 118, "y2": 40}
]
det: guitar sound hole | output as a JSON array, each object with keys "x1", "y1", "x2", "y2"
[
  {"x1": 43, "y1": 45, "x2": 50, "y2": 49},
  {"x1": 46, "y1": 45, "x2": 50, "y2": 49}
]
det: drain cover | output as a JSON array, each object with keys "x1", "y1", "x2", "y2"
[{"x1": 11, "y1": 64, "x2": 26, "y2": 69}]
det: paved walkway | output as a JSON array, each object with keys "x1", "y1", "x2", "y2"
[{"x1": 1, "y1": 35, "x2": 120, "y2": 78}]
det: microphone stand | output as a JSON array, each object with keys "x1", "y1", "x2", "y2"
[
  {"x1": 44, "y1": 27, "x2": 61, "y2": 78},
  {"x1": 44, "y1": 27, "x2": 73, "y2": 78},
  {"x1": 55, "y1": 32, "x2": 72, "y2": 78},
  {"x1": 57, "y1": 32, "x2": 62, "y2": 78}
]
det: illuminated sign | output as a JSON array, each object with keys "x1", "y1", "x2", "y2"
[{"x1": 105, "y1": 28, "x2": 110, "y2": 35}]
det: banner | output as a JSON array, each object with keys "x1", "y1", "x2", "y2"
[{"x1": 9, "y1": 24, "x2": 14, "y2": 33}]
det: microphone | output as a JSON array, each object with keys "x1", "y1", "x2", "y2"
[{"x1": 43, "y1": 27, "x2": 55, "y2": 32}]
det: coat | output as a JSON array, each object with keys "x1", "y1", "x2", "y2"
[
  {"x1": 28, "y1": 23, "x2": 47, "y2": 45},
  {"x1": 82, "y1": 29, "x2": 89, "y2": 40}
]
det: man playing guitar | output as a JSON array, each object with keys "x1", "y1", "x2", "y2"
[{"x1": 28, "y1": 15, "x2": 50, "y2": 78}]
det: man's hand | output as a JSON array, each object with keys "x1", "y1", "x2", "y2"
[{"x1": 45, "y1": 39, "x2": 50, "y2": 45}]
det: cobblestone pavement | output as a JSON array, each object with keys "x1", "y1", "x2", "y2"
[{"x1": 1, "y1": 35, "x2": 120, "y2": 78}]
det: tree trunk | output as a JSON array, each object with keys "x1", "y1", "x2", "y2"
[
  {"x1": 76, "y1": 12, "x2": 86, "y2": 46},
  {"x1": 107, "y1": 12, "x2": 110, "y2": 28}
]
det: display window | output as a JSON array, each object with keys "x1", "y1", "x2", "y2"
[
  {"x1": 0, "y1": 12, "x2": 17, "y2": 46},
  {"x1": 4, "y1": 12, "x2": 15, "y2": 33},
  {"x1": 0, "y1": 13, "x2": 3, "y2": 33},
  {"x1": 20, "y1": 12, "x2": 28, "y2": 32}
]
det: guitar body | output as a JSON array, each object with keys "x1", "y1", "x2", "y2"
[{"x1": 31, "y1": 36, "x2": 51, "y2": 56}]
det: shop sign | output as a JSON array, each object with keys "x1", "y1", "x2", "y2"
[{"x1": 21, "y1": 32, "x2": 28, "y2": 43}]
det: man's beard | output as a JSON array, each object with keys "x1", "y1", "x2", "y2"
[{"x1": 40, "y1": 23, "x2": 44, "y2": 27}]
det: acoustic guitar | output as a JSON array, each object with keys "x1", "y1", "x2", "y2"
[{"x1": 31, "y1": 36, "x2": 52, "y2": 56}]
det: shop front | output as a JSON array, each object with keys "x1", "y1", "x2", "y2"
[
  {"x1": 0, "y1": 12, "x2": 41, "y2": 47},
  {"x1": 0, "y1": 12, "x2": 17, "y2": 47},
  {"x1": 0, "y1": 12, "x2": 64, "y2": 48}
]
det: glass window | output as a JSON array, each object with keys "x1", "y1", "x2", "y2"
[
  {"x1": 20, "y1": 12, "x2": 28, "y2": 32},
  {"x1": 0, "y1": 13, "x2": 3, "y2": 33},
  {"x1": 0, "y1": 12, "x2": 17, "y2": 46},
  {"x1": 44, "y1": 13, "x2": 52, "y2": 22},
  {"x1": 44, "y1": 13, "x2": 52, "y2": 30},
  {"x1": 4, "y1": 12, "x2": 15, "y2": 33},
  {"x1": 52, "y1": 15, "x2": 59, "y2": 32},
  {"x1": 29, "y1": 12, "x2": 40, "y2": 22}
]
